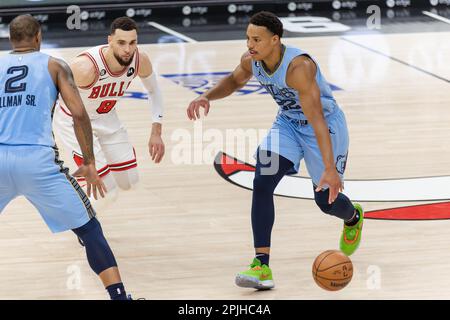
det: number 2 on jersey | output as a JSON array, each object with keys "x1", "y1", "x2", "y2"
[{"x1": 5, "y1": 66, "x2": 28, "y2": 93}]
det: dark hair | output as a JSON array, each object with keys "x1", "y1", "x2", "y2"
[
  {"x1": 249, "y1": 11, "x2": 283, "y2": 38},
  {"x1": 9, "y1": 14, "x2": 41, "y2": 42},
  {"x1": 110, "y1": 17, "x2": 138, "y2": 34}
]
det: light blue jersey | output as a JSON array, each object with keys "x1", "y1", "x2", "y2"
[
  {"x1": 0, "y1": 51, "x2": 93, "y2": 233},
  {"x1": 0, "y1": 51, "x2": 57, "y2": 146},
  {"x1": 254, "y1": 45, "x2": 349, "y2": 184},
  {"x1": 252, "y1": 45, "x2": 338, "y2": 121}
]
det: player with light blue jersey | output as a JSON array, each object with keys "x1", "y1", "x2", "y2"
[
  {"x1": 187, "y1": 11, "x2": 364, "y2": 290},
  {"x1": 0, "y1": 52, "x2": 57, "y2": 146},
  {"x1": 0, "y1": 15, "x2": 131, "y2": 300},
  {"x1": 252, "y1": 44, "x2": 343, "y2": 176},
  {"x1": 252, "y1": 45, "x2": 337, "y2": 122}
]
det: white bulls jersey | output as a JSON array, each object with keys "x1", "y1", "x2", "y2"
[
  {"x1": 53, "y1": 45, "x2": 140, "y2": 184},
  {"x1": 59, "y1": 44, "x2": 140, "y2": 122}
]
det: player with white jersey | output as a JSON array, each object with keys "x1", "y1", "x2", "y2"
[{"x1": 53, "y1": 17, "x2": 165, "y2": 201}]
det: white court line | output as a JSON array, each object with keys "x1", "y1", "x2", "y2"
[
  {"x1": 422, "y1": 11, "x2": 450, "y2": 24},
  {"x1": 228, "y1": 169, "x2": 450, "y2": 202},
  {"x1": 148, "y1": 21, "x2": 197, "y2": 43}
]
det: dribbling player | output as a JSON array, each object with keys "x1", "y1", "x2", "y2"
[
  {"x1": 53, "y1": 17, "x2": 165, "y2": 205},
  {"x1": 0, "y1": 15, "x2": 131, "y2": 300},
  {"x1": 187, "y1": 11, "x2": 364, "y2": 290}
]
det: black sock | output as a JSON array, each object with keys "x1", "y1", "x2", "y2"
[
  {"x1": 255, "y1": 253, "x2": 270, "y2": 266},
  {"x1": 345, "y1": 209, "x2": 360, "y2": 226},
  {"x1": 106, "y1": 283, "x2": 127, "y2": 300}
]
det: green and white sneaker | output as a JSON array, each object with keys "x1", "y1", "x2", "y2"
[
  {"x1": 235, "y1": 258, "x2": 274, "y2": 290},
  {"x1": 340, "y1": 203, "x2": 364, "y2": 256}
]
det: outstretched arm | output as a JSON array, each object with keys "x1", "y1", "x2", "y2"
[
  {"x1": 49, "y1": 57, "x2": 106, "y2": 199},
  {"x1": 187, "y1": 52, "x2": 253, "y2": 120},
  {"x1": 138, "y1": 51, "x2": 165, "y2": 163},
  {"x1": 287, "y1": 55, "x2": 342, "y2": 204}
]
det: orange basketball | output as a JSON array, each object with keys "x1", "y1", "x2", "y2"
[{"x1": 312, "y1": 250, "x2": 353, "y2": 291}]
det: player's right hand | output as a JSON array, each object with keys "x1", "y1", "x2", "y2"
[
  {"x1": 73, "y1": 164, "x2": 107, "y2": 200},
  {"x1": 315, "y1": 168, "x2": 343, "y2": 204},
  {"x1": 187, "y1": 96, "x2": 210, "y2": 120}
]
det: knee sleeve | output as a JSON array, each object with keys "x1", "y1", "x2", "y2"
[
  {"x1": 253, "y1": 174, "x2": 277, "y2": 195},
  {"x1": 314, "y1": 188, "x2": 355, "y2": 220},
  {"x1": 252, "y1": 174, "x2": 277, "y2": 248},
  {"x1": 251, "y1": 151, "x2": 294, "y2": 248},
  {"x1": 72, "y1": 218, "x2": 117, "y2": 275},
  {"x1": 314, "y1": 188, "x2": 333, "y2": 214}
]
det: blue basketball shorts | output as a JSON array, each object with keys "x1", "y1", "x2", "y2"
[
  {"x1": 258, "y1": 108, "x2": 349, "y2": 186},
  {"x1": 0, "y1": 145, "x2": 95, "y2": 233}
]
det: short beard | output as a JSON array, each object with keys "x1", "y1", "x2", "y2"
[{"x1": 114, "y1": 51, "x2": 134, "y2": 67}]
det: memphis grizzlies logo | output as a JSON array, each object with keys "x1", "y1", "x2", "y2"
[{"x1": 336, "y1": 153, "x2": 348, "y2": 174}]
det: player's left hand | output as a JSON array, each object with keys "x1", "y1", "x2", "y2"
[
  {"x1": 149, "y1": 134, "x2": 165, "y2": 163},
  {"x1": 73, "y1": 163, "x2": 107, "y2": 200},
  {"x1": 315, "y1": 168, "x2": 343, "y2": 204}
]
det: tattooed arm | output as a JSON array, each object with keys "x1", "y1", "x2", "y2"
[{"x1": 48, "y1": 57, "x2": 106, "y2": 199}]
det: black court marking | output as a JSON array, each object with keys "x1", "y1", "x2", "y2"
[
  {"x1": 316, "y1": 261, "x2": 353, "y2": 273},
  {"x1": 314, "y1": 274, "x2": 353, "y2": 281},
  {"x1": 340, "y1": 37, "x2": 450, "y2": 84},
  {"x1": 314, "y1": 250, "x2": 336, "y2": 279}
]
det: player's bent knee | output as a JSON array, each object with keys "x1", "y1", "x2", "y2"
[
  {"x1": 113, "y1": 168, "x2": 139, "y2": 191},
  {"x1": 102, "y1": 173, "x2": 118, "y2": 193},
  {"x1": 253, "y1": 174, "x2": 276, "y2": 195},
  {"x1": 127, "y1": 178, "x2": 140, "y2": 191},
  {"x1": 314, "y1": 189, "x2": 333, "y2": 214},
  {"x1": 72, "y1": 218, "x2": 117, "y2": 275}
]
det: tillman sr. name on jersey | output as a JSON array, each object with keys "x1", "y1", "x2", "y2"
[{"x1": 0, "y1": 94, "x2": 36, "y2": 108}]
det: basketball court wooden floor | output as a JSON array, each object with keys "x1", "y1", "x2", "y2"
[{"x1": 0, "y1": 31, "x2": 449, "y2": 299}]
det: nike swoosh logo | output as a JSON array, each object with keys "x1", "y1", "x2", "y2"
[{"x1": 99, "y1": 77, "x2": 108, "y2": 81}]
